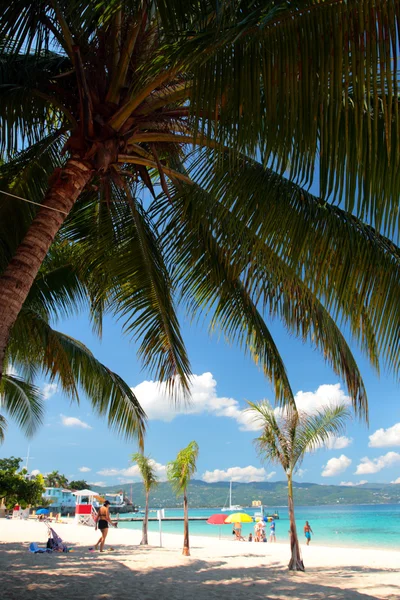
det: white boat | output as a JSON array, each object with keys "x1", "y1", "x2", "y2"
[{"x1": 221, "y1": 481, "x2": 242, "y2": 512}]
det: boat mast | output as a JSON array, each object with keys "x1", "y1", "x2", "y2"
[{"x1": 229, "y1": 481, "x2": 232, "y2": 507}]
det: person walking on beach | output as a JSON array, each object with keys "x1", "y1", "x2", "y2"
[
  {"x1": 269, "y1": 520, "x2": 276, "y2": 543},
  {"x1": 304, "y1": 521, "x2": 313, "y2": 545},
  {"x1": 93, "y1": 500, "x2": 114, "y2": 552}
]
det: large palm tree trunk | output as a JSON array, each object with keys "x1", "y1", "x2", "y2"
[
  {"x1": 182, "y1": 489, "x2": 190, "y2": 556},
  {"x1": 287, "y1": 475, "x2": 304, "y2": 571},
  {"x1": 0, "y1": 159, "x2": 92, "y2": 380},
  {"x1": 141, "y1": 489, "x2": 149, "y2": 545}
]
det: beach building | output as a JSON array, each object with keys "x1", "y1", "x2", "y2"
[{"x1": 42, "y1": 487, "x2": 75, "y2": 512}]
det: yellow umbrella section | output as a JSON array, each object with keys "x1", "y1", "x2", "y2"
[{"x1": 224, "y1": 512, "x2": 253, "y2": 524}]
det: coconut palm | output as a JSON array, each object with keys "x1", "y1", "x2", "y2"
[
  {"x1": 247, "y1": 401, "x2": 350, "y2": 571},
  {"x1": 44, "y1": 470, "x2": 63, "y2": 488},
  {"x1": 0, "y1": 1, "x2": 399, "y2": 414},
  {"x1": 131, "y1": 452, "x2": 159, "y2": 545},
  {"x1": 167, "y1": 440, "x2": 199, "y2": 556},
  {"x1": 1, "y1": 241, "x2": 146, "y2": 445}
]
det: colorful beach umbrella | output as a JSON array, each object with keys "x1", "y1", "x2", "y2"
[
  {"x1": 207, "y1": 514, "x2": 229, "y2": 525},
  {"x1": 224, "y1": 512, "x2": 253, "y2": 524},
  {"x1": 207, "y1": 513, "x2": 230, "y2": 539}
]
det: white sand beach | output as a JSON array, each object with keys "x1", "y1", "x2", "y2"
[{"x1": 0, "y1": 519, "x2": 399, "y2": 599}]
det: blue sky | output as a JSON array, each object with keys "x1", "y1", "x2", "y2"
[{"x1": 2, "y1": 300, "x2": 399, "y2": 489}]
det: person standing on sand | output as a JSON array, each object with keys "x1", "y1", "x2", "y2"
[
  {"x1": 304, "y1": 521, "x2": 313, "y2": 545},
  {"x1": 93, "y1": 500, "x2": 114, "y2": 552},
  {"x1": 269, "y1": 520, "x2": 276, "y2": 542}
]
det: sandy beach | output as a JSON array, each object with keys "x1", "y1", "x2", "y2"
[{"x1": 0, "y1": 519, "x2": 399, "y2": 599}]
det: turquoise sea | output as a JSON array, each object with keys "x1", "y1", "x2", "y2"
[{"x1": 117, "y1": 504, "x2": 400, "y2": 550}]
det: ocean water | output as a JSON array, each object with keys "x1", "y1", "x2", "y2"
[{"x1": 117, "y1": 504, "x2": 400, "y2": 550}]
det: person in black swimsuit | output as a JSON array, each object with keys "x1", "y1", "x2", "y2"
[{"x1": 94, "y1": 500, "x2": 113, "y2": 552}]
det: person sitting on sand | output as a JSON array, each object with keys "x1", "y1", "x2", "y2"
[
  {"x1": 93, "y1": 500, "x2": 114, "y2": 552},
  {"x1": 248, "y1": 533, "x2": 253, "y2": 542},
  {"x1": 304, "y1": 521, "x2": 313, "y2": 546}
]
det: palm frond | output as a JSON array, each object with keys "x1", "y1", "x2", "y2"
[
  {"x1": 167, "y1": 440, "x2": 199, "y2": 495},
  {"x1": 9, "y1": 308, "x2": 146, "y2": 445},
  {"x1": 247, "y1": 401, "x2": 290, "y2": 470},
  {"x1": 62, "y1": 190, "x2": 192, "y2": 396},
  {"x1": 163, "y1": 152, "x2": 400, "y2": 379},
  {"x1": 188, "y1": 0, "x2": 400, "y2": 233},
  {"x1": 131, "y1": 452, "x2": 159, "y2": 491},
  {"x1": 294, "y1": 404, "x2": 351, "y2": 464},
  {"x1": 0, "y1": 373, "x2": 44, "y2": 438}
]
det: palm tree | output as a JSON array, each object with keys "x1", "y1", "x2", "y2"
[
  {"x1": 45, "y1": 470, "x2": 62, "y2": 488},
  {"x1": 131, "y1": 452, "x2": 159, "y2": 545},
  {"x1": 167, "y1": 440, "x2": 199, "y2": 556},
  {"x1": 247, "y1": 401, "x2": 350, "y2": 571},
  {"x1": 0, "y1": 1, "x2": 399, "y2": 414},
  {"x1": 1, "y1": 241, "x2": 146, "y2": 445}
]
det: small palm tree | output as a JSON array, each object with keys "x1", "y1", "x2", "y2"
[
  {"x1": 247, "y1": 402, "x2": 350, "y2": 571},
  {"x1": 131, "y1": 452, "x2": 159, "y2": 545},
  {"x1": 167, "y1": 441, "x2": 199, "y2": 556}
]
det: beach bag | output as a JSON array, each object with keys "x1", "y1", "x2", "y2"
[{"x1": 47, "y1": 538, "x2": 56, "y2": 550}]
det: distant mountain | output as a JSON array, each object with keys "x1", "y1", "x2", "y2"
[{"x1": 90, "y1": 479, "x2": 400, "y2": 508}]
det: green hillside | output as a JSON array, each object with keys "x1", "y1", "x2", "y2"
[{"x1": 91, "y1": 480, "x2": 400, "y2": 508}]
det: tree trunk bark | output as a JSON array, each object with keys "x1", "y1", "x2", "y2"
[
  {"x1": 141, "y1": 489, "x2": 149, "y2": 545},
  {"x1": 182, "y1": 489, "x2": 190, "y2": 556},
  {"x1": 287, "y1": 475, "x2": 305, "y2": 571},
  {"x1": 0, "y1": 159, "x2": 92, "y2": 380}
]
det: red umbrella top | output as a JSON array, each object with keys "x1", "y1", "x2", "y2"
[{"x1": 207, "y1": 514, "x2": 229, "y2": 525}]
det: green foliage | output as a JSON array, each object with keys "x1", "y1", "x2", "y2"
[
  {"x1": 44, "y1": 470, "x2": 69, "y2": 488},
  {"x1": 0, "y1": 456, "x2": 45, "y2": 508},
  {"x1": 131, "y1": 453, "x2": 159, "y2": 492},
  {"x1": 2, "y1": 242, "x2": 146, "y2": 445},
  {"x1": 69, "y1": 480, "x2": 88, "y2": 490},
  {"x1": 0, "y1": 0, "x2": 399, "y2": 423},
  {"x1": 248, "y1": 402, "x2": 350, "y2": 475},
  {"x1": 167, "y1": 441, "x2": 199, "y2": 496}
]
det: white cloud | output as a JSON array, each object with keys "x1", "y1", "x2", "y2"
[
  {"x1": 60, "y1": 415, "x2": 92, "y2": 429},
  {"x1": 43, "y1": 383, "x2": 58, "y2": 400},
  {"x1": 325, "y1": 435, "x2": 353, "y2": 450},
  {"x1": 295, "y1": 469, "x2": 307, "y2": 478},
  {"x1": 31, "y1": 469, "x2": 40, "y2": 476},
  {"x1": 131, "y1": 372, "x2": 260, "y2": 431},
  {"x1": 79, "y1": 466, "x2": 91, "y2": 473},
  {"x1": 355, "y1": 452, "x2": 400, "y2": 475},
  {"x1": 131, "y1": 374, "x2": 352, "y2": 434},
  {"x1": 97, "y1": 460, "x2": 168, "y2": 482},
  {"x1": 339, "y1": 480, "x2": 368, "y2": 487},
  {"x1": 391, "y1": 477, "x2": 400, "y2": 484},
  {"x1": 322, "y1": 454, "x2": 352, "y2": 477},
  {"x1": 293, "y1": 384, "x2": 351, "y2": 414},
  {"x1": 88, "y1": 481, "x2": 106, "y2": 487},
  {"x1": 201, "y1": 466, "x2": 275, "y2": 483},
  {"x1": 369, "y1": 423, "x2": 400, "y2": 447},
  {"x1": 313, "y1": 434, "x2": 353, "y2": 451}
]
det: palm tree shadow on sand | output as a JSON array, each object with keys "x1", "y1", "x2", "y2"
[{"x1": 0, "y1": 542, "x2": 398, "y2": 600}]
